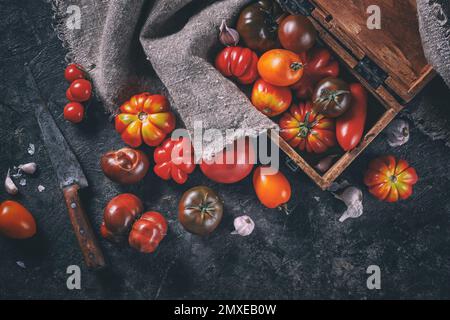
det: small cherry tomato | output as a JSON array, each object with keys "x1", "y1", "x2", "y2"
[
  {"x1": 68, "y1": 79, "x2": 92, "y2": 102},
  {"x1": 278, "y1": 15, "x2": 317, "y2": 53},
  {"x1": 66, "y1": 88, "x2": 75, "y2": 101},
  {"x1": 364, "y1": 156, "x2": 418, "y2": 202},
  {"x1": 64, "y1": 102, "x2": 85, "y2": 123},
  {"x1": 64, "y1": 63, "x2": 85, "y2": 83},
  {"x1": 129, "y1": 211, "x2": 168, "y2": 253},
  {"x1": 257, "y1": 49, "x2": 304, "y2": 87},
  {"x1": 100, "y1": 193, "x2": 143, "y2": 241},
  {"x1": 0, "y1": 200, "x2": 36, "y2": 239},
  {"x1": 251, "y1": 79, "x2": 292, "y2": 117},
  {"x1": 215, "y1": 47, "x2": 259, "y2": 85},
  {"x1": 253, "y1": 167, "x2": 291, "y2": 209}
]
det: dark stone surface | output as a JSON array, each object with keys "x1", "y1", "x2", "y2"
[{"x1": 1, "y1": 0, "x2": 450, "y2": 300}]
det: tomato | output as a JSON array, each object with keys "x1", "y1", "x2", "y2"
[
  {"x1": 100, "y1": 193, "x2": 143, "y2": 241},
  {"x1": 154, "y1": 137, "x2": 196, "y2": 184},
  {"x1": 278, "y1": 15, "x2": 317, "y2": 53},
  {"x1": 236, "y1": 0, "x2": 284, "y2": 52},
  {"x1": 0, "y1": 200, "x2": 36, "y2": 239},
  {"x1": 279, "y1": 101, "x2": 336, "y2": 154},
  {"x1": 364, "y1": 156, "x2": 418, "y2": 202},
  {"x1": 64, "y1": 63, "x2": 85, "y2": 83},
  {"x1": 101, "y1": 148, "x2": 149, "y2": 185},
  {"x1": 336, "y1": 83, "x2": 367, "y2": 151},
  {"x1": 178, "y1": 186, "x2": 223, "y2": 236},
  {"x1": 64, "y1": 102, "x2": 85, "y2": 123},
  {"x1": 200, "y1": 137, "x2": 255, "y2": 184},
  {"x1": 68, "y1": 79, "x2": 92, "y2": 102},
  {"x1": 253, "y1": 167, "x2": 291, "y2": 209},
  {"x1": 257, "y1": 49, "x2": 304, "y2": 87},
  {"x1": 115, "y1": 93, "x2": 176, "y2": 148},
  {"x1": 291, "y1": 47, "x2": 340, "y2": 99},
  {"x1": 251, "y1": 79, "x2": 292, "y2": 117},
  {"x1": 312, "y1": 77, "x2": 352, "y2": 118},
  {"x1": 215, "y1": 47, "x2": 259, "y2": 85},
  {"x1": 129, "y1": 212, "x2": 167, "y2": 253}
]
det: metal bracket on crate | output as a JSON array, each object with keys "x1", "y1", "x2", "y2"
[
  {"x1": 276, "y1": 0, "x2": 315, "y2": 16},
  {"x1": 355, "y1": 56, "x2": 388, "y2": 89}
]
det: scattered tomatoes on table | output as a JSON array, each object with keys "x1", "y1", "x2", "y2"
[
  {"x1": 251, "y1": 79, "x2": 292, "y2": 117},
  {"x1": 336, "y1": 83, "x2": 368, "y2": 151},
  {"x1": 0, "y1": 200, "x2": 36, "y2": 239},
  {"x1": 129, "y1": 211, "x2": 167, "y2": 253},
  {"x1": 364, "y1": 156, "x2": 418, "y2": 202},
  {"x1": 154, "y1": 137, "x2": 196, "y2": 184},
  {"x1": 115, "y1": 93, "x2": 176, "y2": 148},
  {"x1": 101, "y1": 147, "x2": 149, "y2": 185},
  {"x1": 215, "y1": 46, "x2": 259, "y2": 85},
  {"x1": 279, "y1": 101, "x2": 336, "y2": 154},
  {"x1": 63, "y1": 102, "x2": 85, "y2": 124},
  {"x1": 278, "y1": 15, "x2": 317, "y2": 53},
  {"x1": 258, "y1": 49, "x2": 304, "y2": 87},
  {"x1": 64, "y1": 63, "x2": 85, "y2": 82},
  {"x1": 68, "y1": 79, "x2": 92, "y2": 102},
  {"x1": 253, "y1": 167, "x2": 291, "y2": 209}
]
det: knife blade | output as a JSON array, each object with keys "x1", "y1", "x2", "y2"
[{"x1": 24, "y1": 64, "x2": 105, "y2": 269}]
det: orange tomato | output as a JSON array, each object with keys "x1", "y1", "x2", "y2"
[
  {"x1": 115, "y1": 93, "x2": 176, "y2": 148},
  {"x1": 257, "y1": 49, "x2": 304, "y2": 87},
  {"x1": 253, "y1": 167, "x2": 292, "y2": 209},
  {"x1": 251, "y1": 79, "x2": 292, "y2": 117},
  {"x1": 0, "y1": 200, "x2": 36, "y2": 239}
]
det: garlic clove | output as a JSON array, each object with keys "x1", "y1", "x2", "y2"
[
  {"x1": 334, "y1": 186, "x2": 364, "y2": 222},
  {"x1": 219, "y1": 20, "x2": 239, "y2": 47},
  {"x1": 231, "y1": 215, "x2": 255, "y2": 236},
  {"x1": 18, "y1": 162, "x2": 37, "y2": 175},
  {"x1": 315, "y1": 155, "x2": 338, "y2": 173},
  {"x1": 386, "y1": 119, "x2": 410, "y2": 147},
  {"x1": 5, "y1": 168, "x2": 19, "y2": 195}
]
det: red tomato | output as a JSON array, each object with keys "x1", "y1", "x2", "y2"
[
  {"x1": 129, "y1": 211, "x2": 167, "y2": 253},
  {"x1": 66, "y1": 88, "x2": 75, "y2": 101},
  {"x1": 0, "y1": 200, "x2": 36, "y2": 239},
  {"x1": 68, "y1": 79, "x2": 92, "y2": 102},
  {"x1": 279, "y1": 101, "x2": 336, "y2": 154},
  {"x1": 64, "y1": 63, "x2": 85, "y2": 83},
  {"x1": 251, "y1": 79, "x2": 292, "y2": 117},
  {"x1": 154, "y1": 137, "x2": 196, "y2": 184},
  {"x1": 364, "y1": 156, "x2": 418, "y2": 202},
  {"x1": 336, "y1": 83, "x2": 367, "y2": 151},
  {"x1": 64, "y1": 102, "x2": 85, "y2": 123},
  {"x1": 200, "y1": 137, "x2": 255, "y2": 184},
  {"x1": 291, "y1": 47, "x2": 340, "y2": 99},
  {"x1": 215, "y1": 46, "x2": 259, "y2": 84},
  {"x1": 253, "y1": 167, "x2": 291, "y2": 209},
  {"x1": 257, "y1": 49, "x2": 304, "y2": 87}
]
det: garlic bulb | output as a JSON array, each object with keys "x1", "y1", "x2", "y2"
[
  {"x1": 231, "y1": 215, "x2": 255, "y2": 236},
  {"x1": 334, "y1": 186, "x2": 363, "y2": 222},
  {"x1": 315, "y1": 155, "x2": 338, "y2": 173},
  {"x1": 5, "y1": 169, "x2": 18, "y2": 195},
  {"x1": 386, "y1": 119, "x2": 410, "y2": 147},
  {"x1": 219, "y1": 20, "x2": 239, "y2": 46},
  {"x1": 18, "y1": 162, "x2": 37, "y2": 175}
]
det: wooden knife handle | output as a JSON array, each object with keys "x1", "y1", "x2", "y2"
[{"x1": 63, "y1": 184, "x2": 106, "y2": 269}]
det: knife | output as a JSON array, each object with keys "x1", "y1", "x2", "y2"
[{"x1": 25, "y1": 64, "x2": 105, "y2": 269}]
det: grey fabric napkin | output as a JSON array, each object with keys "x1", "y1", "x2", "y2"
[{"x1": 51, "y1": 0, "x2": 276, "y2": 159}]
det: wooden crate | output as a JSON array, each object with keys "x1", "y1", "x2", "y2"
[{"x1": 272, "y1": 0, "x2": 435, "y2": 189}]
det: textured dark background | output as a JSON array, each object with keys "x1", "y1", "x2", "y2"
[{"x1": 1, "y1": 0, "x2": 450, "y2": 300}]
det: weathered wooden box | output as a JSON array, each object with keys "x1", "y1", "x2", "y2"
[{"x1": 271, "y1": 0, "x2": 435, "y2": 189}]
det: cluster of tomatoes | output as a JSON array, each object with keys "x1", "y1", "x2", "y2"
[
  {"x1": 215, "y1": 1, "x2": 368, "y2": 159},
  {"x1": 63, "y1": 63, "x2": 93, "y2": 123}
]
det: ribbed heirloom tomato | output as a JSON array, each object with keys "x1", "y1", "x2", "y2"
[
  {"x1": 257, "y1": 49, "x2": 304, "y2": 87},
  {"x1": 364, "y1": 156, "x2": 418, "y2": 202},
  {"x1": 215, "y1": 47, "x2": 259, "y2": 84},
  {"x1": 115, "y1": 93, "x2": 176, "y2": 148},
  {"x1": 279, "y1": 101, "x2": 336, "y2": 154}
]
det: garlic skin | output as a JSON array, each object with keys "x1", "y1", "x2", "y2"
[
  {"x1": 18, "y1": 162, "x2": 37, "y2": 175},
  {"x1": 231, "y1": 215, "x2": 255, "y2": 236},
  {"x1": 219, "y1": 20, "x2": 239, "y2": 47},
  {"x1": 386, "y1": 119, "x2": 410, "y2": 147},
  {"x1": 315, "y1": 155, "x2": 338, "y2": 173},
  {"x1": 5, "y1": 169, "x2": 18, "y2": 195},
  {"x1": 334, "y1": 186, "x2": 363, "y2": 222}
]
